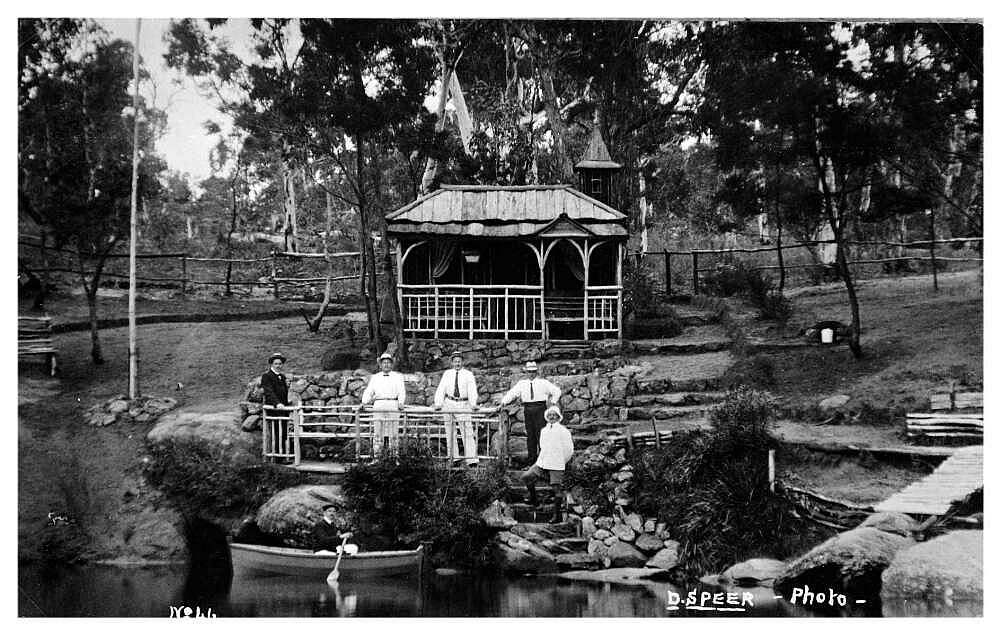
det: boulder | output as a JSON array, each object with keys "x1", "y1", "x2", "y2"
[
  {"x1": 595, "y1": 516, "x2": 614, "y2": 530},
  {"x1": 645, "y1": 541, "x2": 681, "y2": 570},
  {"x1": 126, "y1": 508, "x2": 189, "y2": 561},
  {"x1": 593, "y1": 528, "x2": 612, "y2": 541},
  {"x1": 255, "y1": 485, "x2": 346, "y2": 547},
  {"x1": 774, "y1": 527, "x2": 914, "y2": 599},
  {"x1": 655, "y1": 523, "x2": 670, "y2": 540},
  {"x1": 241, "y1": 415, "x2": 261, "y2": 431},
  {"x1": 612, "y1": 523, "x2": 636, "y2": 543},
  {"x1": 818, "y1": 394, "x2": 850, "y2": 411},
  {"x1": 580, "y1": 516, "x2": 597, "y2": 538},
  {"x1": 603, "y1": 535, "x2": 618, "y2": 547},
  {"x1": 881, "y1": 531, "x2": 982, "y2": 605},
  {"x1": 492, "y1": 532, "x2": 557, "y2": 574},
  {"x1": 147, "y1": 410, "x2": 259, "y2": 463},
  {"x1": 481, "y1": 500, "x2": 517, "y2": 529},
  {"x1": 635, "y1": 534, "x2": 663, "y2": 554},
  {"x1": 606, "y1": 541, "x2": 647, "y2": 568},
  {"x1": 643, "y1": 519, "x2": 657, "y2": 534},
  {"x1": 720, "y1": 558, "x2": 788, "y2": 586},
  {"x1": 555, "y1": 552, "x2": 602, "y2": 571},
  {"x1": 858, "y1": 512, "x2": 919, "y2": 537},
  {"x1": 588, "y1": 539, "x2": 608, "y2": 556},
  {"x1": 624, "y1": 512, "x2": 643, "y2": 534},
  {"x1": 108, "y1": 400, "x2": 130, "y2": 414}
]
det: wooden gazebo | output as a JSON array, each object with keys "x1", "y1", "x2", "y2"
[{"x1": 387, "y1": 184, "x2": 627, "y2": 341}]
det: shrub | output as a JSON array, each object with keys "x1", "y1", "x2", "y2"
[
  {"x1": 702, "y1": 262, "x2": 792, "y2": 322},
  {"x1": 143, "y1": 440, "x2": 303, "y2": 517},
  {"x1": 624, "y1": 260, "x2": 669, "y2": 318},
  {"x1": 342, "y1": 440, "x2": 508, "y2": 566},
  {"x1": 629, "y1": 387, "x2": 821, "y2": 578},
  {"x1": 722, "y1": 354, "x2": 776, "y2": 390}
]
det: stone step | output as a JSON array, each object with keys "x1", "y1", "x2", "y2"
[
  {"x1": 510, "y1": 503, "x2": 578, "y2": 523},
  {"x1": 628, "y1": 326, "x2": 732, "y2": 354},
  {"x1": 555, "y1": 552, "x2": 604, "y2": 571},
  {"x1": 512, "y1": 522, "x2": 577, "y2": 539},
  {"x1": 621, "y1": 403, "x2": 718, "y2": 422},
  {"x1": 538, "y1": 537, "x2": 590, "y2": 555},
  {"x1": 633, "y1": 375, "x2": 724, "y2": 394}
]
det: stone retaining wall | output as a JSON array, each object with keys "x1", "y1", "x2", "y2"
[
  {"x1": 241, "y1": 359, "x2": 646, "y2": 431},
  {"x1": 405, "y1": 338, "x2": 623, "y2": 371}
]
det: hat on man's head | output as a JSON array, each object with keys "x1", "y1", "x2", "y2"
[
  {"x1": 450, "y1": 350, "x2": 463, "y2": 359},
  {"x1": 378, "y1": 352, "x2": 394, "y2": 362},
  {"x1": 268, "y1": 352, "x2": 286, "y2": 364},
  {"x1": 544, "y1": 406, "x2": 563, "y2": 421},
  {"x1": 321, "y1": 503, "x2": 340, "y2": 511},
  {"x1": 524, "y1": 361, "x2": 538, "y2": 372}
]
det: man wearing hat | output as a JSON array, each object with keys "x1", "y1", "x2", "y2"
[
  {"x1": 261, "y1": 352, "x2": 291, "y2": 453},
  {"x1": 500, "y1": 361, "x2": 561, "y2": 463},
  {"x1": 311, "y1": 503, "x2": 357, "y2": 554},
  {"x1": 361, "y1": 352, "x2": 407, "y2": 455},
  {"x1": 522, "y1": 406, "x2": 574, "y2": 523},
  {"x1": 433, "y1": 350, "x2": 480, "y2": 466}
]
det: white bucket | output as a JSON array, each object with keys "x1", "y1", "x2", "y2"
[{"x1": 820, "y1": 328, "x2": 835, "y2": 344}]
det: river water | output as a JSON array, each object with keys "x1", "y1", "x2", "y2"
[{"x1": 17, "y1": 563, "x2": 906, "y2": 618}]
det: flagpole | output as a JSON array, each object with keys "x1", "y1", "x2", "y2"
[{"x1": 128, "y1": 18, "x2": 142, "y2": 399}]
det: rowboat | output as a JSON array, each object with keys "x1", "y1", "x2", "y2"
[{"x1": 229, "y1": 543, "x2": 424, "y2": 578}]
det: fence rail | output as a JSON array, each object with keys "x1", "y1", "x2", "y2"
[
  {"x1": 630, "y1": 236, "x2": 983, "y2": 296},
  {"x1": 262, "y1": 404, "x2": 508, "y2": 465},
  {"x1": 18, "y1": 240, "x2": 361, "y2": 300}
]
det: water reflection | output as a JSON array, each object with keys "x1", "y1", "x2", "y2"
[{"x1": 18, "y1": 563, "x2": 977, "y2": 618}]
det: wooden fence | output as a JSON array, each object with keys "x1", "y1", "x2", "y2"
[
  {"x1": 629, "y1": 236, "x2": 983, "y2": 295},
  {"x1": 19, "y1": 239, "x2": 361, "y2": 300},
  {"x1": 262, "y1": 404, "x2": 508, "y2": 466}
]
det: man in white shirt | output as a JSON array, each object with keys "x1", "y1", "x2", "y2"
[
  {"x1": 500, "y1": 361, "x2": 561, "y2": 463},
  {"x1": 433, "y1": 351, "x2": 480, "y2": 466},
  {"x1": 522, "y1": 406, "x2": 574, "y2": 524},
  {"x1": 361, "y1": 352, "x2": 407, "y2": 456}
]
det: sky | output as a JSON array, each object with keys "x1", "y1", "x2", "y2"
[{"x1": 99, "y1": 18, "x2": 256, "y2": 183}]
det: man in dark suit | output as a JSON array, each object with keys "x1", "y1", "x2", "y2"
[{"x1": 261, "y1": 352, "x2": 290, "y2": 409}]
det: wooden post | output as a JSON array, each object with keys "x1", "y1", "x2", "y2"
[
  {"x1": 768, "y1": 449, "x2": 776, "y2": 492},
  {"x1": 664, "y1": 251, "x2": 671, "y2": 295},
  {"x1": 396, "y1": 240, "x2": 405, "y2": 334},
  {"x1": 434, "y1": 285, "x2": 440, "y2": 339},
  {"x1": 540, "y1": 244, "x2": 547, "y2": 343},
  {"x1": 651, "y1": 416, "x2": 660, "y2": 449},
  {"x1": 504, "y1": 288, "x2": 510, "y2": 340},
  {"x1": 616, "y1": 243, "x2": 624, "y2": 342},
  {"x1": 180, "y1": 253, "x2": 188, "y2": 299},
  {"x1": 271, "y1": 250, "x2": 280, "y2": 300},
  {"x1": 583, "y1": 241, "x2": 590, "y2": 341},
  {"x1": 929, "y1": 210, "x2": 939, "y2": 291},
  {"x1": 355, "y1": 406, "x2": 362, "y2": 462},
  {"x1": 469, "y1": 286, "x2": 474, "y2": 340},
  {"x1": 293, "y1": 408, "x2": 301, "y2": 466},
  {"x1": 691, "y1": 251, "x2": 699, "y2": 295}
]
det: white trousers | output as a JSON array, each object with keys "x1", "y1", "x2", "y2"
[
  {"x1": 442, "y1": 398, "x2": 478, "y2": 463},
  {"x1": 371, "y1": 399, "x2": 400, "y2": 455}
]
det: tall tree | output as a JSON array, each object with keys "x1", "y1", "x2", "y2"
[{"x1": 19, "y1": 19, "x2": 165, "y2": 363}]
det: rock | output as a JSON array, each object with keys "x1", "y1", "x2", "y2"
[
  {"x1": 603, "y1": 535, "x2": 618, "y2": 547},
  {"x1": 612, "y1": 523, "x2": 636, "y2": 542},
  {"x1": 635, "y1": 534, "x2": 663, "y2": 553},
  {"x1": 645, "y1": 542, "x2": 681, "y2": 570},
  {"x1": 492, "y1": 532, "x2": 557, "y2": 574},
  {"x1": 592, "y1": 528, "x2": 612, "y2": 541},
  {"x1": 555, "y1": 552, "x2": 601, "y2": 570},
  {"x1": 559, "y1": 568, "x2": 671, "y2": 585},
  {"x1": 127, "y1": 508, "x2": 188, "y2": 560},
  {"x1": 88, "y1": 412, "x2": 117, "y2": 427},
  {"x1": 881, "y1": 531, "x2": 982, "y2": 605},
  {"x1": 256, "y1": 485, "x2": 346, "y2": 547},
  {"x1": 818, "y1": 394, "x2": 850, "y2": 411},
  {"x1": 606, "y1": 541, "x2": 647, "y2": 568},
  {"x1": 858, "y1": 512, "x2": 919, "y2": 537},
  {"x1": 108, "y1": 400, "x2": 130, "y2": 414},
  {"x1": 774, "y1": 527, "x2": 914, "y2": 599},
  {"x1": 241, "y1": 415, "x2": 261, "y2": 431},
  {"x1": 595, "y1": 516, "x2": 614, "y2": 530},
  {"x1": 624, "y1": 512, "x2": 643, "y2": 534},
  {"x1": 588, "y1": 539, "x2": 608, "y2": 556},
  {"x1": 643, "y1": 519, "x2": 656, "y2": 533},
  {"x1": 147, "y1": 410, "x2": 259, "y2": 464},
  {"x1": 580, "y1": 517, "x2": 597, "y2": 538},
  {"x1": 481, "y1": 500, "x2": 517, "y2": 529},
  {"x1": 655, "y1": 522, "x2": 670, "y2": 539},
  {"x1": 720, "y1": 558, "x2": 788, "y2": 586}
]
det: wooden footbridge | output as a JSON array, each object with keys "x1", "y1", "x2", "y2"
[{"x1": 875, "y1": 445, "x2": 983, "y2": 516}]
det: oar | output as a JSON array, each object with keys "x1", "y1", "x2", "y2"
[{"x1": 326, "y1": 532, "x2": 353, "y2": 584}]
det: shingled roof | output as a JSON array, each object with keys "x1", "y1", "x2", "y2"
[
  {"x1": 574, "y1": 126, "x2": 622, "y2": 170},
  {"x1": 386, "y1": 185, "x2": 627, "y2": 238}
]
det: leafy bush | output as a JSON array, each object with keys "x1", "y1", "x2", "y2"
[
  {"x1": 624, "y1": 259, "x2": 668, "y2": 318},
  {"x1": 629, "y1": 387, "x2": 820, "y2": 577},
  {"x1": 702, "y1": 262, "x2": 792, "y2": 321},
  {"x1": 143, "y1": 439, "x2": 303, "y2": 517},
  {"x1": 722, "y1": 354, "x2": 776, "y2": 390},
  {"x1": 342, "y1": 440, "x2": 508, "y2": 566}
]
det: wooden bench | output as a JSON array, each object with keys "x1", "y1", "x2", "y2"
[
  {"x1": 18, "y1": 316, "x2": 58, "y2": 376},
  {"x1": 906, "y1": 390, "x2": 982, "y2": 442}
]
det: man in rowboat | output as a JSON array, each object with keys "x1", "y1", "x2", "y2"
[
  {"x1": 361, "y1": 352, "x2": 407, "y2": 456},
  {"x1": 312, "y1": 504, "x2": 358, "y2": 555}
]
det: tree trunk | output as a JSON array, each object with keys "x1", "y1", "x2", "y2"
[
  {"x1": 281, "y1": 161, "x2": 299, "y2": 253},
  {"x1": 537, "y1": 62, "x2": 574, "y2": 182},
  {"x1": 225, "y1": 174, "x2": 239, "y2": 296},
  {"x1": 420, "y1": 58, "x2": 453, "y2": 195},
  {"x1": 355, "y1": 132, "x2": 382, "y2": 352},
  {"x1": 306, "y1": 192, "x2": 336, "y2": 332},
  {"x1": 77, "y1": 254, "x2": 104, "y2": 364}
]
